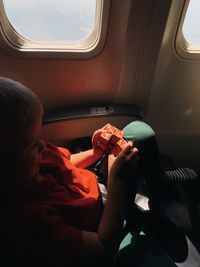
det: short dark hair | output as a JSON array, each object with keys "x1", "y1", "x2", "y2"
[{"x1": 0, "y1": 77, "x2": 42, "y2": 147}]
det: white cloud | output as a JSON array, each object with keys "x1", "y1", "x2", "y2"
[{"x1": 3, "y1": 0, "x2": 96, "y2": 43}]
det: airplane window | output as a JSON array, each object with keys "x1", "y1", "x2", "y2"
[
  {"x1": 3, "y1": 0, "x2": 96, "y2": 44},
  {"x1": 0, "y1": 0, "x2": 106, "y2": 56},
  {"x1": 182, "y1": 0, "x2": 200, "y2": 50}
]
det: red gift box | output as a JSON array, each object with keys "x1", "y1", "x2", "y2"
[
  {"x1": 97, "y1": 124, "x2": 127, "y2": 155},
  {"x1": 112, "y1": 138, "x2": 127, "y2": 156}
]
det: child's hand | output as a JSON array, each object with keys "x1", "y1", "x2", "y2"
[{"x1": 109, "y1": 142, "x2": 138, "y2": 183}]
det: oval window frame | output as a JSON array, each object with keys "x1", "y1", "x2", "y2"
[
  {"x1": 0, "y1": 0, "x2": 110, "y2": 58},
  {"x1": 176, "y1": 0, "x2": 200, "y2": 60}
]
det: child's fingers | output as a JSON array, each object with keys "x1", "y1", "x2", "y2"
[
  {"x1": 125, "y1": 148, "x2": 139, "y2": 162},
  {"x1": 121, "y1": 144, "x2": 138, "y2": 163},
  {"x1": 131, "y1": 147, "x2": 138, "y2": 155},
  {"x1": 119, "y1": 141, "x2": 137, "y2": 156}
]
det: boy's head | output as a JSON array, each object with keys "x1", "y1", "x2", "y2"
[
  {"x1": 0, "y1": 77, "x2": 42, "y2": 146},
  {"x1": 0, "y1": 77, "x2": 44, "y2": 189}
]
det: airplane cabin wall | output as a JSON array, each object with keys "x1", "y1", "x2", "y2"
[
  {"x1": 1, "y1": 0, "x2": 199, "y2": 171},
  {"x1": 0, "y1": 0, "x2": 132, "y2": 108},
  {"x1": 146, "y1": 0, "x2": 200, "y2": 172},
  {"x1": 0, "y1": 0, "x2": 172, "y2": 109},
  {"x1": 0, "y1": 0, "x2": 171, "y2": 143}
]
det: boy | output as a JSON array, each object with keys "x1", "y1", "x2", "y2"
[{"x1": 0, "y1": 77, "x2": 138, "y2": 267}]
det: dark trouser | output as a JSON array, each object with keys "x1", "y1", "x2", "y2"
[
  {"x1": 113, "y1": 120, "x2": 177, "y2": 267},
  {"x1": 93, "y1": 120, "x2": 200, "y2": 266}
]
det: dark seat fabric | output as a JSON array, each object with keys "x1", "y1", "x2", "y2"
[
  {"x1": 119, "y1": 120, "x2": 200, "y2": 267},
  {"x1": 115, "y1": 232, "x2": 176, "y2": 267}
]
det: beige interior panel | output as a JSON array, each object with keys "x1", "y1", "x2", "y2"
[
  {"x1": 41, "y1": 115, "x2": 138, "y2": 146},
  {"x1": 146, "y1": 0, "x2": 200, "y2": 171}
]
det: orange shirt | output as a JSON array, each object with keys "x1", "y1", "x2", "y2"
[
  {"x1": 39, "y1": 141, "x2": 102, "y2": 229},
  {"x1": 2, "y1": 141, "x2": 102, "y2": 267}
]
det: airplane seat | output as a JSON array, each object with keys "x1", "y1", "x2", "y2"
[{"x1": 114, "y1": 120, "x2": 200, "y2": 267}]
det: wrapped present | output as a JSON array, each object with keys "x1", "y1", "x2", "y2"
[
  {"x1": 103, "y1": 124, "x2": 116, "y2": 134},
  {"x1": 112, "y1": 138, "x2": 128, "y2": 156},
  {"x1": 98, "y1": 132, "x2": 112, "y2": 145},
  {"x1": 97, "y1": 132, "x2": 112, "y2": 152},
  {"x1": 110, "y1": 128, "x2": 124, "y2": 144},
  {"x1": 96, "y1": 124, "x2": 127, "y2": 155}
]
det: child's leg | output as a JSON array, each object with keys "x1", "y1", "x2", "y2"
[
  {"x1": 120, "y1": 121, "x2": 200, "y2": 267},
  {"x1": 113, "y1": 121, "x2": 176, "y2": 267},
  {"x1": 123, "y1": 120, "x2": 163, "y2": 183},
  {"x1": 121, "y1": 120, "x2": 163, "y2": 234},
  {"x1": 122, "y1": 120, "x2": 164, "y2": 224}
]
